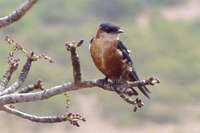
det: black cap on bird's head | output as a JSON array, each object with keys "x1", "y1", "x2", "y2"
[{"x1": 99, "y1": 23, "x2": 124, "y2": 34}]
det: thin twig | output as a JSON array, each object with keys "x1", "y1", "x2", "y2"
[
  {"x1": 18, "y1": 80, "x2": 43, "y2": 93},
  {"x1": 0, "y1": 57, "x2": 33, "y2": 96},
  {"x1": 0, "y1": 36, "x2": 54, "y2": 96},
  {"x1": 5, "y1": 36, "x2": 53, "y2": 63},
  {"x1": 1, "y1": 105, "x2": 85, "y2": 126},
  {"x1": 65, "y1": 40, "x2": 84, "y2": 84},
  {"x1": 0, "y1": 53, "x2": 19, "y2": 91}
]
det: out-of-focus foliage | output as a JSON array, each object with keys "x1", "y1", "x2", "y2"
[{"x1": 0, "y1": 0, "x2": 199, "y2": 128}]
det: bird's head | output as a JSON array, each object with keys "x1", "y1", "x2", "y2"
[{"x1": 96, "y1": 23, "x2": 124, "y2": 41}]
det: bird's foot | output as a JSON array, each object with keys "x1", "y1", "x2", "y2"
[
  {"x1": 112, "y1": 78, "x2": 124, "y2": 92},
  {"x1": 112, "y1": 77, "x2": 124, "y2": 86},
  {"x1": 98, "y1": 77, "x2": 108, "y2": 86},
  {"x1": 124, "y1": 87, "x2": 138, "y2": 97}
]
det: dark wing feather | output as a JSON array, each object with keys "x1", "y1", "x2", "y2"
[
  {"x1": 117, "y1": 40, "x2": 132, "y2": 65},
  {"x1": 117, "y1": 40, "x2": 150, "y2": 99}
]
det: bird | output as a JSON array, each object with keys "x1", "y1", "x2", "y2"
[{"x1": 89, "y1": 23, "x2": 150, "y2": 98}]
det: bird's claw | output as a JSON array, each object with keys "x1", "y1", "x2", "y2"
[
  {"x1": 147, "y1": 77, "x2": 160, "y2": 86},
  {"x1": 98, "y1": 77, "x2": 108, "y2": 86},
  {"x1": 133, "y1": 98, "x2": 144, "y2": 112},
  {"x1": 124, "y1": 88, "x2": 138, "y2": 97}
]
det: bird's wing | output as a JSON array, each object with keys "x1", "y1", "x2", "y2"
[
  {"x1": 89, "y1": 37, "x2": 94, "y2": 50},
  {"x1": 117, "y1": 40, "x2": 150, "y2": 98},
  {"x1": 117, "y1": 40, "x2": 133, "y2": 65}
]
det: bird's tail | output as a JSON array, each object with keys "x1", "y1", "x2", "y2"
[{"x1": 129, "y1": 70, "x2": 151, "y2": 99}]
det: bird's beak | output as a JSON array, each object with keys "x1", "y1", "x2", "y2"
[{"x1": 116, "y1": 29, "x2": 124, "y2": 33}]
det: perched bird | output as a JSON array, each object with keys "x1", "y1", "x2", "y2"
[{"x1": 90, "y1": 23, "x2": 150, "y2": 98}]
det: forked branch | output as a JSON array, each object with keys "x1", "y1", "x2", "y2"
[
  {"x1": 0, "y1": 0, "x2": 160, "y2": 127},
  {"x1": 0, "y1": 37, "x2": 159, "y2": 126}
]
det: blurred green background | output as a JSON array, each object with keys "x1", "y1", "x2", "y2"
[{"x1": 0, "y1": 0, "x2": 200, "y2": 133}]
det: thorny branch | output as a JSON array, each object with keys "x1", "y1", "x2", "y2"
[{"x1": 0, "y1": 0, "x2": 38, "y2": 28}]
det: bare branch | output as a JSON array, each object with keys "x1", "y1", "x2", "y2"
[
  {"x1": 1, "y1": 105, "x2": 85, "y2": 126},
  {"x1": 0, "y1": 36, "x2": 54, "y2": 96},
  {"x1": 119, "y1": 77, "x2": 160, "y2": 89},
  {"x1": 0, "y1": 0, "x2": 38, "y2": 28},
  {"x1": 0, "y1": 53, "x2": 19, "y2": 91},
  {"x1": 65, "y1": 40, "x2": 84, "y2": 84},
  {"x1": 0, "y1": 38, "x2": 160, "y2": 124},
  {"x1": 0, "y1": 77, "x2": 159, "y2": 106},
  {"x1": 5, "y1": 36, "x2": 53, "y2": 63},
  {"x1": 0, "y1": 56, "x2": 33, "y2": 96},
  {"x1": 18, "y1": 80, "x2": 43, "y2": 93},
  {"x1": 0, "y1": 82, "x2": 74, "y2": 105}
]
